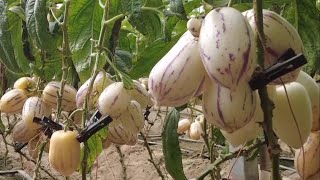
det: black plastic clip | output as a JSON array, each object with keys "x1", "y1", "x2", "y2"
[
  {"x1": 249, "y1": 48, "x2": 307, "y2": 90},
  {"x1": 33, "y1": 116, "x2": 63, "y2": 131},
  {"x1": 14, "y1": 143, "x2": 28, "y2": 152},
  {"x1": 33, "y1": 116, "x2": 63, "y2": 138},
  {"x1": 76, "y1": 114, "x2": 112, "y2": 143}
]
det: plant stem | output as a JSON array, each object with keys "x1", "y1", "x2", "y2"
[
  {"x1": 292, "y1": 0, "x2": 299, "y2": 29},
  {"x1": 140, "y1": 132, "x2": 165, "y2": 180},
  {"x1": 56, "y1": 0, "x2": 71, "y2": 122},
  {"x1": 33, "y1": 140, "x2": 47, "y2": 179},
  {"x1": 80, "y1": 3, "x2": 126, "y2": 179},
  {"x1": 115, "y1": 145, "x2": 127, "y2": 180},
  {"x1": 196, "y1": 141, "x2": 265, "y2": 180},
  {"x1": 81, "y1": 141, "x2": 89, "y2": 180},
  {"x1": 253, "y1": 1, "x2": 281, "y2": 180},
  {"x1": 141, "y1": 7, "x2": 163, "y2": 15}
]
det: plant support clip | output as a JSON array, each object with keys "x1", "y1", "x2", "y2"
[
  {"x1": 76, "y1": 110, "x2": 113, "y2": 143},
  {"x1": 249, "y1": 48, "x2": 307, "y2": 90}
]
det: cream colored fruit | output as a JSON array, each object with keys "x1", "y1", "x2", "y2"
[
  {"x1": 222, "y1": 93, "x2": 263, "y2": 147},
  {"x1": 294, "y1": 131, "x2": 320, "y2": 180},
  {"x1": 189, "y1": 121, "x2": 203, "y2": 140},
  {"x1": 12, "y1": 120, "x2": 40, "y2": 143},
  {"x1": 148, "y1": 31, "x2": 206, "y2": 107},
  {"x1": 273, "y1": 82, "x2": 312, "y2": 149},
  {"x1": 0, "y1": 89, "x2": 28, "y2": 114},
  {"x1": 42, "y1": 81, "x2": 77, "y2": 111},
  {"x1": 49, "y1": 130, "x2": 80, "y2": 177},
  {"x1": 203, "y1": 79, "x2": 256, "y2": 133},
  {"x1": 119, "y1": 100, "x2": 144, "y2": 134},
  {"x1": 195, "y1": 114, "x2": 205, "y2": 130},
  {"x1": 13, "y1": 77, "x2": 36, "y2": 91},
  {"x1": 98, "y1": 82, "x2": 130, "y2": 118},
  {"x1": 177, "y1": 118, "x2": 191, "y2": 134},
  {"x1": 22, "y1": 96, "x2": 51, "y2": 131},
  {"x1": 76, "y1": 71, "x2": 113, "y2": 108},
  {"x1": 295, "y1": 71, "x2": 320, "y2": 131},
  {"x1": 243, "y1": 9, "x2": 304, "y2": 84},
  {"x1": 107, "y1": 124, "x2": 132, "y2": 145},
  {"x1": 199, "y1": 7, "x2": 256, "y2": 89},
  {"x1": 187, "y1": 17, "x2": 202, "y2": 37},
  {"x1": 127, "y1": 81, "x2": 153, "y2": 108}
]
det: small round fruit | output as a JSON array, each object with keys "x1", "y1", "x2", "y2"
[
  {"x1": 187, "y1": 17, "x2": 202, "y2": 37},
  {"x1": 177, "y1": 118, "x2": 191, "y2": 134},
  {"x1": 13, "y1": 77, "x2": 36, "y2": 91},
  {"x1": 97, "y1": 82, "x2": 131, "y2": 118},
  {"x1": 189, "y1": 121, "x2": 203, "y2": 140}
]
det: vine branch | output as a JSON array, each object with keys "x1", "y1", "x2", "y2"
[
  {"x1": 196, "y1": 141, "x2": 265, "y2": 180},
  {"x1": 253, "y1": 1, "x2": 281, "y2": 180},
  {"x1": 140, "y1": 132, "x2": 165, "y2": 180}
]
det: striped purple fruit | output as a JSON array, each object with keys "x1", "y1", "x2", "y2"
[
  {"x1": 199, "y1": 7, "x2": 256, "y2": 90},
  {"x1": 148, "y1": 31, "x2": 206, "y2": 107},
  {"x1": 203, "y1": 79, "x2": 257, "y2": 133},
  {"x1": 243, "y1": 9, "x2": 304, "y2": 84},
  {"x1": 97, "y1": 82, "x2": 130, "y2": 118}
]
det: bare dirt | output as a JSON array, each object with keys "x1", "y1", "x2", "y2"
[{"x1": 0, "y1": 108, "x2": 303, "y2": 180}]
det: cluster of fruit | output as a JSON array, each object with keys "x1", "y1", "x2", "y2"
[
  {"x1": 148, "y1": 7, "x2": 319, "y2": 179},
  {"x1": 0, "y1": 71, "x2": 152, "y2": 176}
]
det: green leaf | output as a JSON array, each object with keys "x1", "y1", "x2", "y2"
[
  {"x1": 120, "y1": 72, "x2": 134, "y2": 89},
  {"x1": 7, "y1": 10, "x2": 32, "y2": 73},
  {"x1": 129, "y1": 33, "x2": 183, "y2": 79},
  {"x1": 184, "y1": 0, "x2": 202, "y2": 14},
  {"x1": 164, "y1": 16, "x2": 180, "y2": 41},
  {"x1": 68, "y1": 0, "x2": 103, "y2": 51},
  {"x1": 115, "y1": 49, "x2": 132, "y2": 73},
  {"x1": 0, "y1": 0, "x2": 22, "y2": 73},
  {"x1": 118, "y1": 29, "x2": 136, "y2": 52},
  {"x1": 128, "y1": 9, "x2": 163, "y2": 42},
  {"x1": 144, "y1": 0, "x2": 163, "y2": 7},
  {"x1": 8, "y1": 5, "x2": 26, "y2": 21},
  {"x1": 284, "y1": 1, "x2": 320, "y2": 74},
  {"x1": 68, "y1": 0, "x2": 105, "y2": 82},
  {"x1": 72, "y1": 41, "x2": 106, "y2": 82},
  {"x1": 26, "y1": 0, "x2": 57, "y2": 52},
  {"x1": 80, "y1": 128, "x2": 108, "y2": 173},
  {"x1": 109, "y1": 0, "x2": 142, "y2": 15},
  {"x1": 162, "y1": 109, "x2": 187, "y2": 180},
  {"x1": 169, "y1": 0, "x2": 188, "y2": 20}
]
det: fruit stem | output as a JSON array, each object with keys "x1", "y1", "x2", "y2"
[
  {"x1": 253, "y1": 0, "x2": 281, "y2": 180},
  {"x1": 56, "y1": 0, "x2": 71, "y2": 123},
  {"x1": 33, "y1": 139, "x2": 47, "y2": 179},
  {"x1": 80, "y1": 2, "x2": 126, "y2": 179}
]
